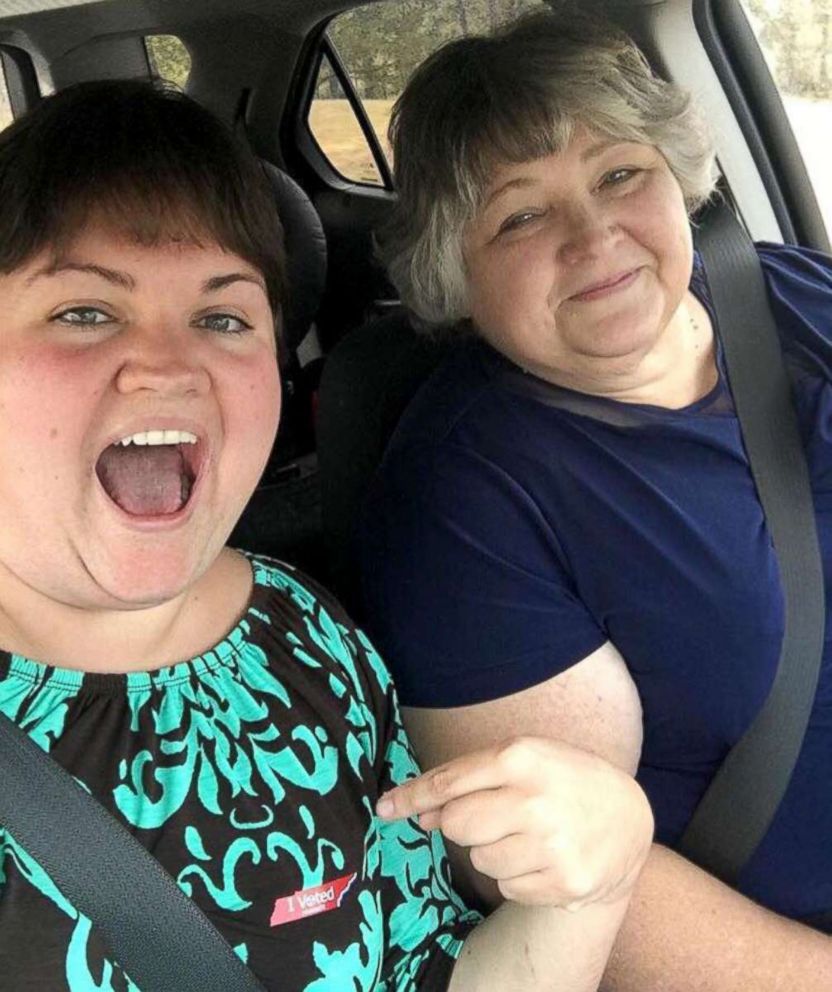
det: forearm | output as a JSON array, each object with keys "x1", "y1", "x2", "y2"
[
  {"x1": 449, "y1": 896, "x2": 631, "y2": 992},
  {"x1": 603, "y1": 844, "x2": 832, "y2": 991}
]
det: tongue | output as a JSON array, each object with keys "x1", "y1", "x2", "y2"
[{"x1": 97, "y1": 445, "x2": 191, "y2": 516}]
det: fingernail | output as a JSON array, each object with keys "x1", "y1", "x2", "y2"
[{"x1": 376, "y1": 795, "x2": 394, "y2": 818}]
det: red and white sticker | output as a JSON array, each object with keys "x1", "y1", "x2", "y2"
[{"x1": 270, "y1": 873, "x2": 357, "y2": 927}]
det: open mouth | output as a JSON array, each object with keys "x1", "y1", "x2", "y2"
[{"x1": 95, "y1": 430, "x2": 204, "y2": 518}]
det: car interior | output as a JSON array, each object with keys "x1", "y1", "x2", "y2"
[
  {"x1": 3, "y1": 2, "x2": 832, "y2": 986},
  {"x1": 0, "y1": 0, "x2": 827, "y2": 614}
]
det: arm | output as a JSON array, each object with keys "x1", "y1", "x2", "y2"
[
  {"x1": 377, "y1": 735, "x2": 653, "y2": 992},
  {"x1": 403, "y1": 641, "x2": 832, "y2": 992},
  {"x1": 366, "y1": 630, "x2": 649, "y2": 992},
  {"x1": 449, "y1": 895, "x2": 632, "y2": 992},
  {"x1": 606, "y1": 843, "x2": 832, "y2": 992}
]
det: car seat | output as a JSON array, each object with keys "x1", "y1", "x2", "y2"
[
  {"x1": 230, "y1": 162, "x2": 329, "y2": 574},
  {"x1": 316, "y1": 309, "x2": 455, "y2": 612}
]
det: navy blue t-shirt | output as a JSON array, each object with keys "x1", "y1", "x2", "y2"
[{"x1": 360, "y1": 242, "x2": 832, "y2": 924}]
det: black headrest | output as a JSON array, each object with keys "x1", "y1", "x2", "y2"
[
  {"x1": 260, "y1": 161, "x2": 327, "y2": 354},
  {"x1": 317, "y1": 311, "x2": 453, "y2": 609}
]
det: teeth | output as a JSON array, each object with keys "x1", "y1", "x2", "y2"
[{"x1": 116, "y1": 430, "x2": 198, "y2": 447}]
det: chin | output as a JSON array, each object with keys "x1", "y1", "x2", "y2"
[
  {"x1": 575, "y1": 315, "x2": 662, "y2": 360},
  {"x1": 90, "y1": 544, "x2": 212, "y2": 609}
]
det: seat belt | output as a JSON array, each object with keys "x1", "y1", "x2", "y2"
[
  {"x1": 679, "y1": 203, "x2": 826, "y2": 887},
  {"x1": 0, "y1": 712, "x2": 268, "y2": 992}
]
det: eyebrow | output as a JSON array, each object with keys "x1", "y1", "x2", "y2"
[
  {"x1": 580, "y1": 139, "x2": 630, "y2": 162},
  {"x1": 25, "y1": 261, "x2": 136, "y2": 289},
  {"x1": 25, "y1": 262, "x2": 266, "y2": 294},
  {"x1": 202, "y1": 272, "x2": 266, "y2": 294},
  {"x1": 483, "y1": 176, "x2": 537, "y2": 209},
  {"x1": 483, "y1": 140, "x2": 636, "y2": 208}
]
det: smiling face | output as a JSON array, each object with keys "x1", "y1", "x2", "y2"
[
  {"x1": 0, "y1": 225, "x2": 281, "y2": 611},
  {"x1": 462, "y1": 130, "x2": 696, "y2": 395}
]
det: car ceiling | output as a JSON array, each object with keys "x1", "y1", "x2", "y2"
[
  {"x1": 0, "y1": 0, "x2": 359, "y2": 32},
  {"x1": 0, "y1": 0, "x2": 380, "y2": 158}
]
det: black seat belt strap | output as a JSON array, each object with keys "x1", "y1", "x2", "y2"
[
  {"x1": 679, "y1": 204, "x2": 825, "y2": 885},
  {"x1": 0, "y1": 711, "x2": 267, "y2": 992}
]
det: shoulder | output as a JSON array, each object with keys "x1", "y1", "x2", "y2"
[
  {"x1": 242, "y1": 552, "x2": 396, "y2": 720},
  {"x1": 695, "y1": 240, "x2": 832, "y2": 368},
  {"x1": 695, "y1": 239, "x2": 832, "y2": 306},
  {"x1": 755, "y1": 240, "x2": 832, "y2": 321},
  {"x1": 246, "y1": 551, "x2": 349, "y2": 621},
  {"x1": 756, "y1": 239, "x2": 832, "y2": 287},
  {"x1": 755, "y1": 241, "x2": 832, "y2": 367},
  {"x1": 388, "y1": 337, "x2": 516, "y2": 453},
  {"x1": 379, "y1": 337, "x2": 570, "y2": 507}
]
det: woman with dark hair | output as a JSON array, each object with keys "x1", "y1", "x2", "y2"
[
  {"x1": 361, "y1": 8, "x2": 832, "y2": 990},
  {"x1": 0, "y1": 80, "x2": 653, "y2": 990}
]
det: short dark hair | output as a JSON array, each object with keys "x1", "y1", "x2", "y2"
[{"x1": 0, "y1": 79, "x2": 286, "y2": 318}]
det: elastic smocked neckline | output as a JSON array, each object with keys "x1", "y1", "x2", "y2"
[{"x1": 0, "y1": 553, "x2": 273, "y2": 696}]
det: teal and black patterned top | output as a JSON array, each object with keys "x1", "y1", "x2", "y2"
[{"x1": 0, "y1": 555, "x2": 479, "y2": 990}]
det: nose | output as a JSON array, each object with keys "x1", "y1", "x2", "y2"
[
  {"x1": 115, "y1": 325, "x2": 211, "y2": 397},
  {"x1": 557, "y1": 201, "x2": 616, "y2": 265}
]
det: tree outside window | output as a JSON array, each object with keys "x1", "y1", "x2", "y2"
[{"x1": 742, "y1": 0, "x2": 832, "y2": 231}]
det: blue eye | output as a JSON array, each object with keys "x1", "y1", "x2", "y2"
[
  {"x1": 197, "y1": 313, "x2": 253, "y2": 335},
  {"x1": 52, "y1": 306, "x2": 113, "y2": 326},
  {"x1": 602, "y1": 168, "x2": 639, "y2": 188},
  {"x1": 498, "y1": 210, "x2": 542, "y2": 235}
]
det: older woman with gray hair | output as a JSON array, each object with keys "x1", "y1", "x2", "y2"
[{"x1": 360, "y1": 7, "x2": 832, "y2": 990}]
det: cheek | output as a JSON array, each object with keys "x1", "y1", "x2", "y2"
[
  {"x1": 624, "y1": 195, "x2": 690, "y2": 295},
  {"x1": 0, "y1": 350, "x2": 102, "y2": 530},
  {"x1": 642, "y1": 183, "x2": 691, "y2": 267},
  {"x1": 222, "y1": 352, "x2": 282, "y2": 456},
  {"x1": 0, "y1": 345, "x2": 102, "y2": 455},
  {"x1": 468, "y1": 245, "x2": 551, "y2": 327},
  {"x1": 658, "y1": 216, "x2": 693, "y2": 291}
]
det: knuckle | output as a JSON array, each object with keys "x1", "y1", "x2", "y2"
[
  {"x1": 541, "y1": 835, "x2": 600, "y2": 900},
  {"x1": 522, "y1": 794, "x2": 552, "y2": 832},
  {"x1": 543, "y1": 829, "x2": 575, "y2": 865},
  {"x1": 498, "y1": 876, "x2": 550, "y2": 907},
  {"x1": 468, "y1": 845, "x2": 488, "y2": 874},
  {"x1": 559, "y1": 863, "x2": 597, "y2": 902},
  {"x1": 428, "y1": 765, "x2": 455, "y2": 800},
  {"x1": 496, "y1": 735, "x2": 537, "y2": 775},
  {"x1": 496, "y1": 876, "x2": 517, "y2": 902},
  {"x1": 436, "y1": 802, "x2": 466, "y2": 844}
]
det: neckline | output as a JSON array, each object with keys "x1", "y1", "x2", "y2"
[{"x1": 0, "y1": 552, "x2": 271, "y2": 695}]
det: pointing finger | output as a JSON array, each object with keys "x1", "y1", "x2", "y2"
[{"x1": 376, "y1": 741, "x2": 533, "y2": 821}]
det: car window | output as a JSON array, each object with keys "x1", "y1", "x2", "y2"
[
  {"x1": 307, "y1": 0, "x2": 545, "y2": 187},
  {"x1": 0, "y1": 57, "x2": 11, "y2": 131},
  {"x1": 307, "y1": 50, "x2": 385, "y2": 185},
  {"x1": 145, "y1": 34, "x2": 191, "y2": 89},
  {"x1": 741, "y1": 0, "x2": 832, "y2": 232}
]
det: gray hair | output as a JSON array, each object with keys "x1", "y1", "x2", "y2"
[{"x1": 378, "y1": 8, "x2": 717, "y2": 327}]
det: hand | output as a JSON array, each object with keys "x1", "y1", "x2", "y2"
[{"x1": 376, "y1": 735, "x2": 653, "y2": 910}]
